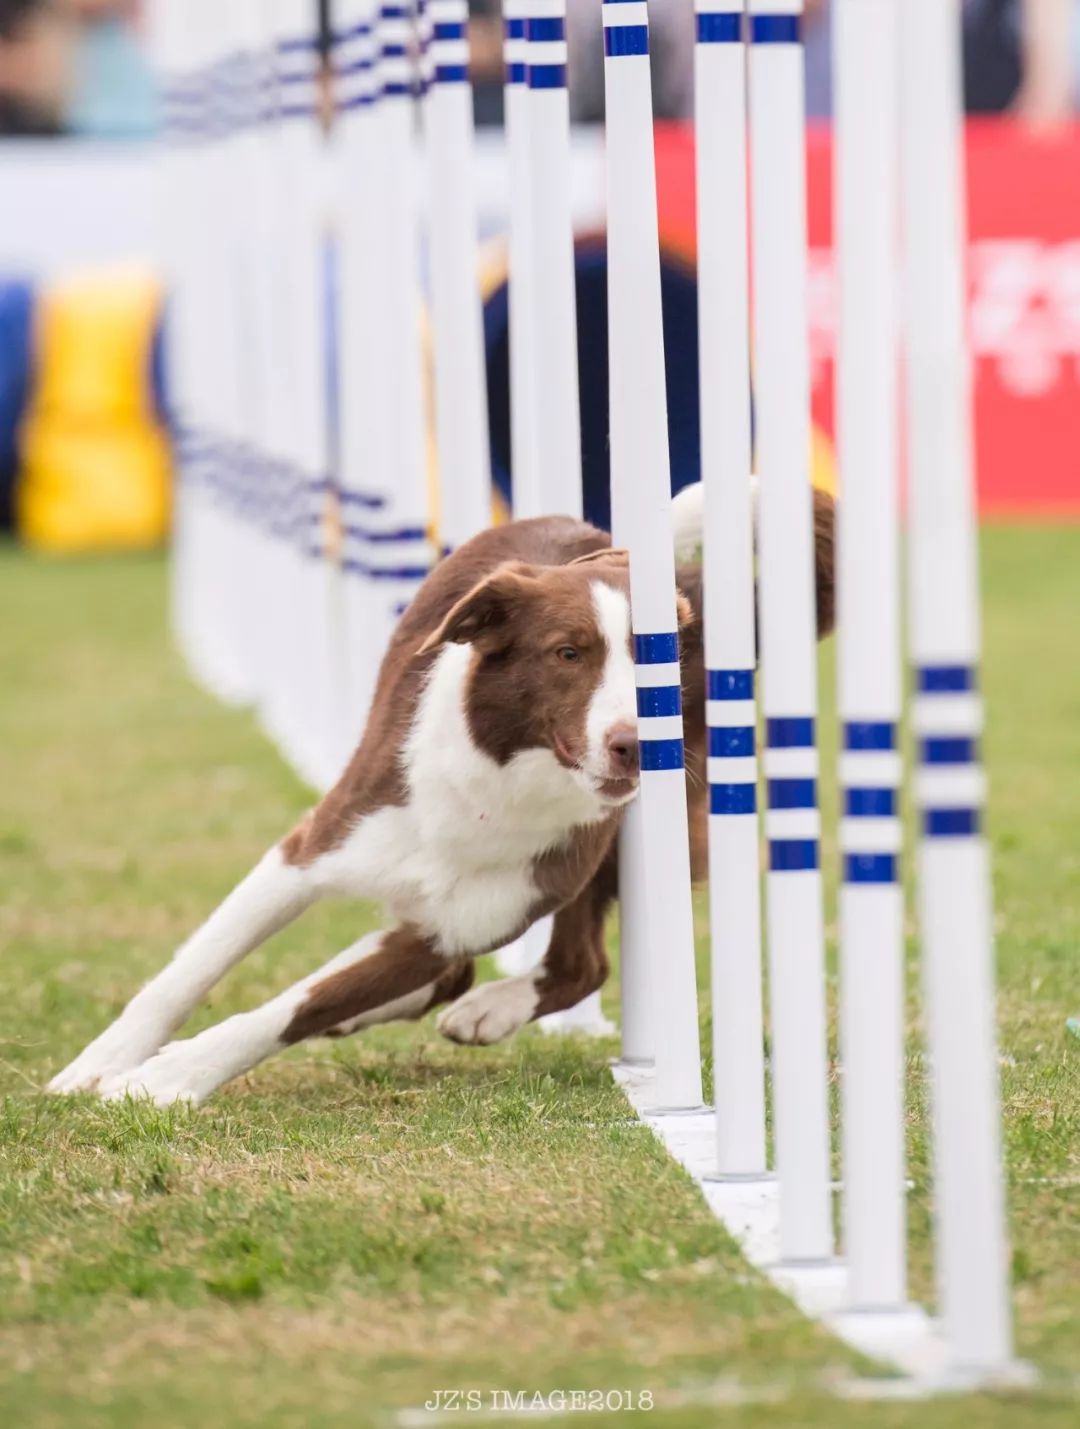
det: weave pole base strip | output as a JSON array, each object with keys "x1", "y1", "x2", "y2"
[{"x1": 610, "y1": 1061, "x2": 1037, "y2": 1395}]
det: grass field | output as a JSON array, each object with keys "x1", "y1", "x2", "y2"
[{"x1": 0, "y1": 529, "x2": 1077, "y2": 1428}]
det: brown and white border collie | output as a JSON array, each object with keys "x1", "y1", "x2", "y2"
[{"x1": 49, "y1": 483, "x2": 835, "y2": 1106}]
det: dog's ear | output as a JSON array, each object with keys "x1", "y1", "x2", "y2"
[
  {"x1": 417, "y1": 562, "x2": 539, "y2": 656},
  {"x1": 568, "y1": 547, "x2": 630, "y2": 569},
  {"x1": 812, "y1": 486, "x2": 836, "y2": 639}
]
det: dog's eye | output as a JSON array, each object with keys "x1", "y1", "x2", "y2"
[{"x1": 556, "y1": 646, "x2": 580, "y2": 664}]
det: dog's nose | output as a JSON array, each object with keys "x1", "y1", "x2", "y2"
[{"x1": 605, "y1": 722, "x2": 639, "y2": 777}]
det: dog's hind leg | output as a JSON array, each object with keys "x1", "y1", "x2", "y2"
[
  {"x1": 48, "y1": 845, "x2": 321, "y2": 1094},
  {"x1": 97, "y1": 926, "x2": 469, "y2": 1106}
]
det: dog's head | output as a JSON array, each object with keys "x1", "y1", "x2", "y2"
[{"x1": 420, "y1": 550, "x2": 691, "y2": 808}]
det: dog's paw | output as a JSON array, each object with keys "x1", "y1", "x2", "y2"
[
  {"x1": 436, "y1": 976, "x2": 539, "y2": 1046},
  {"x1": 99, "y1": 1042, "x2": 214, "y2": 1107},
  {"x1": 47, "y1": 1017, "x2": 169, "y2": 1095}
]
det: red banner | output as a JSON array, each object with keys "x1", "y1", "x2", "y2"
[{"x1": 655, "y1": 118, "x2": 1080, "y2": 518}]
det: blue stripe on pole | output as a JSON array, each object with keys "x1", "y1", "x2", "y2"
[
  {"x1": 435, "y1": 63, "x2": 468, "y2": 82},
  {"x1": 917, "y1": 664, "x2": 975, "y2": 693},
  {"x1": 750, "y1": 14, "x2": 801, "y2": 44},
  {"x1": 641, "y1": 738, "x2": 685, "y2": 771},
  {"x1": 382, "y1": 43, "x2": 408, "y2": 57},
  {"x1": 845, "y1": 786, "x2": 897, "y2": 817},
  {"x1": 526, "y1": 17, "x2": 565, "y2": 41},
  {"x1": 637, "y1": 685, "x2": 682, "y2": 718},
  {"x1": 381, "y1": 4, "x2": 408, "y2": 17},
  {"x1": 604, "y1": 25, "x2": 649, "y2": 58},
  {"x1": 766, "y1": 716, "x2": 814, "y2": 748},
  {"x1": 921, "y1": 736, "x2": 977, "y2": 765},
  {"x1": 508, "y1": 62, "x2": 526, "y2": 83},
  {"x1": 505, "y1": 19, "x2": 525, "y2": 39},
  {"x1": 433, "y1": 21, "x2": 466, "y2": 41},
  {"x1": 844, "y1": 853, "x2": 898, "y2": 884},
  {"x1": 844, "y1": 720, "x2": 896, "y2": 751},
  {"x1": 335, "y1": 21, "x2": 372, "y2": 44},
  {"x1": 343, "y1": 525, "x2": 429, "y2": 543},
  {"x1": 707, "y1": 668, "x2": 753, "y2": 700},
  {"x1": 768, "y1": 777, "x2": 816, "y2": 809},
  {"x1": 924, "y1": 808, "x2": 980, "y2": 837},
  {"x1": 382, "y1": 81, "x2": 413, "y2": 96},
  {"x1": 527, "y1": 63, "x2": 567, "y2": 88},
  {"x1": 634, "y1": 632, "x2": 679, "y2": 664},
  {"x1": 711, "y1": 783, "x2": 757, "y2": 815},
  {"x1": 697, "y1": 12, "x2": 743, "y2": 44},
  {"x1": 708, "y1": 725, "x2": 754, "y2": 758},
  {"x1": 770, "y1": 839, "x2": 819, "y2": 872}
]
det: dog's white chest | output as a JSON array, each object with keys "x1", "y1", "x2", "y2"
[{"x1": 315, "y1": 645, "x2": 602, "y2": 952}]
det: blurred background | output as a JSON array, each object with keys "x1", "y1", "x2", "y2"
[{"x1": 2, "y1": 0, "x2": 1080, "y2": 552}]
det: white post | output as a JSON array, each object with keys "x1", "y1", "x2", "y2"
[
  {"x1": 899, "y1": 0, "x2": 1013, "y2": 1372},
  {"x1": 747, "y1": 0, "x2": 832, "y2": 1261},
  {"x1": 694, "y1": 2, "x2": 767, "y2": 1177},
  {"x1": 495, "y1": 1, "x2": 610, "y2": 1036},
  {"x1": 422, "y1": 0, "x2": 492, "y2": 549},
  {"x1": 378, "y1": 2, "x2": 436, "y2": 629},
  {"x1": 503, "y1": 1, "x2": 541, "y2": 518},
  {"x1": 523, "y1": 0, "x2": 582, "y2": 518},
  {"x1": 335, "y1": 0, "x2": 394, "y2": 748},
  {"x1": 603, "y1": 0, "x2": 702, "y2": 1112},
  {"x1": 834, "y1": 0, "x2": 906, "y2": 1310}
]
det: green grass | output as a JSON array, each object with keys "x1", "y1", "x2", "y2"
[{"x1": 0, "y1": 531, "x2": 1077, "y2": 1428}]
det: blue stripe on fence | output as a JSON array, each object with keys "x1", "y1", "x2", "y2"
[
  {"x1": 435, "y1": 64, "x2": 468, "y2": 82},
  {"x1": 750, "y1": 14, "x2": 801, "y2": 44},
  {"x1": 507, "y1": 62, "x2": 526, "y2": 82},
  {"x1": 844, "y1": 853, "x2": 898, "y2": 884},
  {"x1": 711, "y1": 783, "x2": 757, "y2": 815},
  {"x1": 707, "y1": 668, "x2": 753, "y2": 700},
  {"x1": 527, "y1": 64, "x2": 567, "y2": 88},
  {"x1": 382, "y1": 81, "x2": 413, "y2": 97},
  {"x1": 605, "y1": 25, "x2": 649, "y2": 57},
  {"x1": 708, "y1": 725, "x2": 754, "y2": 758},
  {"x1": 766, "y1": 716, "x2": 814, "y2": 747},
  {"x1": 505, "y1": 18, "x2": 525, "y2": 39},
  {"x1": 343, "y1": 525, "x2": 429, "y2": 544},
  {"x1": 917, "y1": 664, "x2": 975, "y2": 693},
  {"x1": 433, "y1": 21, "x2": 466, "y2": 41},
  {"x1": 637, "y1": 685, "x2": 682, "y2": 718},
  {"x1": 768, "y1": 777, "x2": 816, "y2": 809},
  {"x1": 634, "y1": 632, "x2": 679, "y2": 664},
  {"x1": 845, "y1": 786, "x2": 897, "y2": 817},
  {"x1": 844, "y1": 720, "x2": 896, "y2": 751},
  {"x1": 770, "y1": 839, "x2": 819, "y2": 872},
  {"x1": 697, "y1": 12, "x2": 743, "y2": 44},
  {"x1": 924, "y1": 808, "x2": 980, "y2": 837},
  {"x1": 526, "y1": 17, "x2": 565, "y2": 41},
  {"x1": 641, "y1": 738, "x2": 685, "y2": 772},
  {"x1": 342, "y1": 559, "x2": 432, "y2": 581},
  {"x1": 921, "y1": 736, "x2": 977, "y2": 765}
]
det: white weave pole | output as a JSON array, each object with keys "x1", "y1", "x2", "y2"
[
  {"x1": 493, "y1": 1, "x2": 610, "y2": 1036},
  {"x1": 523, "y1": 0, "x2": 582, "y2": 519},
  {"x1": 377, "y1": 3, "x2": 436, "y2": 626},
  {"x1": 602, "y1": 0, "x2": 702, "y2": 1112},
  {"x1": 335, "y1": 0, "x2": 392, "y2": 744},
  {"x1": 747, "y1": 0, "x2": 832, "y2": 1260},
  {"x1": 833, "y1": 0, "x2": 907, "y2": 1312},
  {"x1": 502, "y1": 1, "x2": 541, "y2": 517},
  {"x1": 694, "y1": 2, "x2": 767, "y2": 1177},
  {"x1": 422, "y1": 0, "x2": 492, "y2": 548},
  {"x1": 899, "y1": 0, "x2": 1013, "y2": 1372}
]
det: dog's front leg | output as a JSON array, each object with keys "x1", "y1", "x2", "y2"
[
  {"x1": 98, "y1": 926, "x2": 467, "y2": 1106},
  {"x1": 48, "y1": 844, "x2": 320, "y2": 1094},
  {"x1": 438, "y1": 878, "x2": 613, "y2": 1046}
]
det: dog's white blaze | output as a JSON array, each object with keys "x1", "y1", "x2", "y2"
[{"x1": 584, "y1": 580, "x2": 636, "y2": 775}]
